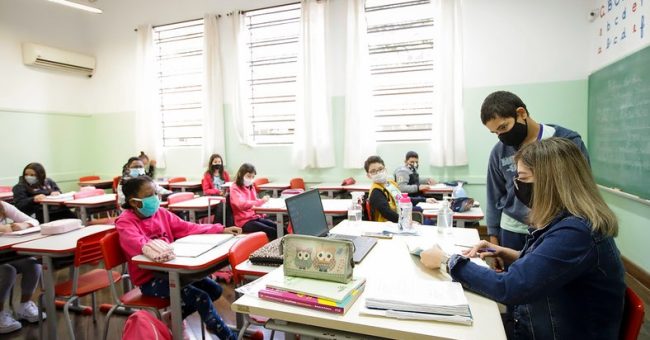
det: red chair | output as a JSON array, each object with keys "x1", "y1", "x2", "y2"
[
  {"x1": 228, "y1": 232, "x2": 273, "y2": 339},
  {"x1": 0, "y1": 186, "x2": 12, "y2": 193},
  {"x1": 365, "y1": 200, "x2": 374, "y2": 221},
  {"x1": 100, "y1": 232, "x2": 170, "y2": 340},
  {"x1": 166, "y1": 192, "x2": 194, "y2": 205},
  {"x1": 253, "y1": 177, "x2": 269, "y2": 192},
  {"x1": 79, "y1": 175, "x2": 100, "y2": 182},
  {"x1": 289, "y1": 177, "x2": 305, "y2": 190},
  {"x1": 73, "y1": 188, "x2": 105, "y2": 199},
  {"x1": 42, "y1": 230, "x2": 120, "y2": 340},
  {"x1": 112, "y1": 176, "x2": 121, "y2": 194},
  {"x1": 620, "y1": 287, "x2": 645, "y2": 340}
]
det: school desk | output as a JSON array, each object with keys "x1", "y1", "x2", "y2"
[
  {"x1": 77, "y1": 178, "x2": 113, "y2": 190},
  {"x1": 168, "y1": 180, "x2": 202, "y2": 192},
  {"x1": 167, "y1": 196, "x2": 223, "y2": 223},
  {"x1": 65, "y1": 194, "x2": 117, "y2": 225},
  {"x1": 39, "y1": 195, "x2": 73, "y2": 223},
  {"x1": 232, "y1": 220, "x2": 506, "y2": 340},
  {"x1": 0, "y1": 191, "x2": 13, "y2": 202},
  {"x1": 254, "y1": 198, "x2": 351, "y2": 237},
  {"x1": 13, "y1": 224, "x2": 115, "y2": 340},
  {"x1": 417, "y1": 202, "x2": 485, "y2": 228},
  {"x1": 132, "y1": 235, "x2": 241, "y2": 340},
  {"x1": 0, "y1": 232, "x2": 48, "y2": 265},
  {"x1": 257, "y1": 182, "x2": 291, "y2": 198}
]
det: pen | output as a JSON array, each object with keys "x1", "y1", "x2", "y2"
[{"x1": 478, "y1": 248, "x2": 496, "y2": 253}]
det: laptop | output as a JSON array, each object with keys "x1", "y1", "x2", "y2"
[{"x1": 285, "y1": 189, "x2": 377, "y2": 263}]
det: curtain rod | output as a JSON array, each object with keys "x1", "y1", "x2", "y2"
[{"x1": 134, "y1": 14, "x2": 222, "y2": 32}]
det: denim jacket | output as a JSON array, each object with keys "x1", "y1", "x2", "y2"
[{"x1": 448, "y1": 212, "x2": 625, "y2": 340}]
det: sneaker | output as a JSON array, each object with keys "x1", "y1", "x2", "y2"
[
  {"x1": 15, "y1": 301, "x2": 45, "y2": 323},
  {"x1": 0, "y1": 310, "x2": 21, "y2": 334}
]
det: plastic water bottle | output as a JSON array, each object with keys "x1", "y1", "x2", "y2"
[
  {"x1": 348, "y1": 200, "x2": 362, "y2": 222},
  {"x1": 398, "y1": 195, "x2": 414, "y2": 232},
  {"x1": 437, "y1": 200, "x2": 454, "y2": 235},
  {"x1": 453, "y1": 181, "x2": 467, "y2": 198}
]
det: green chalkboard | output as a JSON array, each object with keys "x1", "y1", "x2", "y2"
[{"x1": 588, "y1": 45, "x2": 650, "y2": 200}]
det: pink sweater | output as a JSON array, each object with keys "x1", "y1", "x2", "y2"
[
  {"x1": 229, "y1": 184, "x2": 265, "y2": 227},
  {"x1": 115, "y1": 208, "x2": 224, "y2": 286}
]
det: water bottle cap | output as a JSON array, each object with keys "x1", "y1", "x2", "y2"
[{"x1": 398, "y1": 195, "x2": 411, "y2": 203}]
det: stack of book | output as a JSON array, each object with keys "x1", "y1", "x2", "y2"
[
  {"x1": 362, "y1": 279, "x2": 473, "y2": 325},
  {"x1": 257, "y1": 269, "x2": 365, "y2": 315}
]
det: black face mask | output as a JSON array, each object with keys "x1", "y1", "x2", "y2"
[
  {"x1": 498, "y1": 118, "x2": 528, "y2": 148},
  {"x1": 211, "y1": 164, "x2": 223, "y2": 171},
  {"x1": 514, "y1": 179, "x2": 533, "y2": 208}
]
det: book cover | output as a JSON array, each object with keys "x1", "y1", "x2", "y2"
[
  {"x1": 265, "y1": 269, "x2": 366, "y2": 303},
  {"x1": 258, "y1": 285, "x2": 364, "y2": 315}
]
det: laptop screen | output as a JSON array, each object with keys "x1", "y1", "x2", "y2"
[{"x1": 285, "y1": 189, "x2": 329, "y2": 237}]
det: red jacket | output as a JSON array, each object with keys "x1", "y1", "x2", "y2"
[
  {"x1": 229, "y1": 183, "x2": 265, "y2": 227},
  {"x1": 201, "y1": 170, "x2": 230, "y2": 196}
]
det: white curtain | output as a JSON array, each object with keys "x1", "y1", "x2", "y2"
[
  {"x1": 134, "y1": 24, "x2": 166, "y2": 168},
  {"x1": 292, "y1": 0, "x2": 335, "y2": 169},
  {"x1": 343, "y1": 0, "x2": 376, "y2": 169},
  {"x1": 220, "y1": 12, "x2": 254, "y2": 146},
  {"x1": 429, "y1": 0, "x2": 467, "y2": 167},
  {"x1": 202, "y1": 14, "x2": 226, "y2": 163}
]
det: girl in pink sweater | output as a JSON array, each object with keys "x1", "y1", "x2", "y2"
[
  {"x1": 229, "y1": 163, "x2": 279, "y2": 240},
  {"x1": 116, "y1": 176, "x2": 241, "y2": 339}
]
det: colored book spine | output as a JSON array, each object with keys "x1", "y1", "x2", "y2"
[{"x1": 258, "y1": 286, "x2": 364, "y2": 315}]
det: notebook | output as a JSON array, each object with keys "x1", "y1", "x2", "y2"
[
  {"x1": 285, "y1": 189, "x2": 377, "y2": 263},
  {"x1": 172, "y1": 233, "x2": 234, "y2": 258},
  {"x1": 0, "y1": 226, "x2": 41, "y2": 237}
]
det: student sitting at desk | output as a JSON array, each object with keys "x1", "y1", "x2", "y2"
[
  {"x1": 201, "y1": 153, "x2": 230, "y2": 196},
  {"x1": 116, "y1": 176, "x2": 241, "y2": 339},
  {"x1": 230, "y1": 163, "x2": 279, "y2": 240},
  {"x1": 365, "y1": 156, "x2": 435, "y2": 222},
  {"x1": 117, "y1": 156, "x2": 172, "y2": 207},
  {"x1": 420, "y1": 137, "x2": 624, "y2": 340},
  {"x1": 138, "y1": 151, "x2": 157, "y2": 179},
  {"x1": 0, "y1": 201, "x2": 44, "y2": 334},
  {"x1": 12, "y1": 162, "x2": 76, "y2": 223},
  {"x1": 393, "y1": 150, "x2": 437, "y2": 198}
]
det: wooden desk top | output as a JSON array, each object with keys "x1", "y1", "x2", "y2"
[
  {"x1": 258, "y1": 182, "x2": 291, "y2": 190},
  {"x1": 0, "y1": 192, "x2": 13, "y2": 201},
  {"x1": 417, "y1": 202, "x2": 485, "y2": 220},
  {"x1": 78, "y1": 179, "x2": 113, "y2": 187},
  {"x1": 65, "y1": 194, "x2": 117, "y2": 207},
  {"x1": 0, "y1": 232, "x2": 48, "y2": 251},
  {"x1": 168, "y1": 181, "x2": 202, "y2": 189},
  {"x1": 13, "y1": 224, "x2": 114, "y2": 255},
  {"x1": 167, "y1": 196, "x2": 223, "y2": 211},
  {"x1": 255, "y1": 198, "x2": 351, "y2": 214},
  {"x1": 232, "y1": 220, "x2": 505, "y2": 340}
]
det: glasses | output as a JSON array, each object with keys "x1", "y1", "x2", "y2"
[{"x1": 368, "y1": 167, "x2": 385, "y2": 175}]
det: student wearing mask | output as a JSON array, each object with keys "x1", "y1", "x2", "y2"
[
  {"x1": 0, "y1": 201, "x2": 44, "y2": 334},
  {"x1": 117, "y1": 157, "x2": 171, "y2": 207},
  {"x1": 138, "y1": 151, "x2": 157, "y2": 179},
  {"x1": 365, "y1": 156, "x2": 434, "y2": 222},
  {"x1": 394, "y1": 151, "x2": 436, "y2": 198},
  {"x1": 116, "y1": 176, "x2": 241, "y2": 339},
  {"x1": 481, "y1": 91, "x2": 589, "y2": 251},
  {"x1": 201, "y1": 154, "x2": 230, "y2": 196},
  {"x1": 420, "y1": 137, "x2": 624, "y2": 340},
  {"x1": 12, "y1": 162, "x2": 76, "y2": 223},
  {"x1": 229, "y1": 163, "x2": 279, "y2": 240}
]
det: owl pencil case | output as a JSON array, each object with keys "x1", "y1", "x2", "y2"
[{"x1": 281, "y1": 234, "x2": 354, "y2": 283}]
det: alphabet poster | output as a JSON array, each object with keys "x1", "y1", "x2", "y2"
[{"x1": 596, "y1": 0, "x2": 648, "y2": 55}]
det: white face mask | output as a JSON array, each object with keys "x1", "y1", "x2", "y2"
[
  {"x1": 371, "y1": 170, "x2": 388, "y2": 184},
  {"x1": 243, "y1": 178, "x2": 254, "y2": 187}
]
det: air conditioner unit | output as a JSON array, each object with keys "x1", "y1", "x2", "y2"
[{"x1": 22, "y1": 43, "x2": 95, "y2": 77}]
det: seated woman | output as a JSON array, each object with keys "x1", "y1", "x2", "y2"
[
  {"x1": 12, "y1": 162, "x2": 76, "y2": 223},
  {"x1": 420, "y1": 137, "x2": 625, "y2": 340},
  {"x1": 201, "y1": 153, "x2": 230, "y2": 196},
  {"x1": 364, "y1": 156, "x2": 434, "y2": 223},
  {"x1": 229, "y1": 163, "x2": 278, "y2": 240},
  {"x1": 117, "y1": 156, "x2": 171, "y2": 207},
  {"x1": 116, "y1": 176, "x2": 241, "y2": 339},
  {"x1": 0, "y1": 201, "x2": 44, "y2": 334}
]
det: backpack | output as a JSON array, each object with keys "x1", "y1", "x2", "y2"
[{"x1": 122, "y1": 310, "x2": 171, "y2": 340}]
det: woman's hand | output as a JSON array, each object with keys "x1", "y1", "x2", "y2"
[
  {"x1": 426, "y1": 197, "x2": 437, "y2": 204},
  {"x1": 420, "y1": 245, "x2": 447, "y2": 269},
  {"x1": 50, "y1": 191, "x2": 61, "y2": 196},
  {"x1": 0, "y1": 224, "x2": 12, "y2": 233},
  {"x1": 223, "y1": 226, "x2": 242, "y2": 235},
  {"x1": 261, "y1": 195, "x2": 270, "y2": 203},
  {"x1": 463, "y1": 240, "x2": 506, "y2": 271},
  {"x1": 10, "y1": 222, "x2": 31, "y2": 231},
  {"x1": 33, "y1": 194, "x2": 46, "y2": 202}
]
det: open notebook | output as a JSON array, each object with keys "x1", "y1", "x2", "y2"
[
  {"x1": 0, "y1": 226, "x2": 41, "y2": 237},
  {"x1": 172, "y1": 234, "x2": 234, "y2": 258}
]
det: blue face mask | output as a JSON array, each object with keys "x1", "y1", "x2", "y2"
[
  {"x1": 129, "y1": 168, "x2": 145, "y2": 177},
  {"x1": 133, "y1": 195, "x2": 160, "y2": 218},
  {"x1": 24, "y1": 175, "x2": 38, "y2": 185}
]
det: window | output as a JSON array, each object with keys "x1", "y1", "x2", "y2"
[
  {"x1": 243, "y1": 3, "x2": 301, "y2": 145},
  {"x1": 365, "y1": 0, "x2": 435, "y2": 142},
  {"x1": 153, "y1": 19, "x2": 204, "y2": 147}
]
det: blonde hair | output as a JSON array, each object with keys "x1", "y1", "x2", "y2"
[{"x1": 515, "y1": 137, "x2": 618, "y2": 236}]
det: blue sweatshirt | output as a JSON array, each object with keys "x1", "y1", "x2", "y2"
[{"x1": 485, "y1": 124, "x2": 590, "y2": 236}]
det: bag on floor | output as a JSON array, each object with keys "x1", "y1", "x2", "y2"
[{"x1": 123, "y1": 310, "x2": 171, "y2": 340}]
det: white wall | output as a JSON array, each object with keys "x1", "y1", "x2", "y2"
[{"x1": 463, "y1": 0, "x2": 591, "y2": 88}]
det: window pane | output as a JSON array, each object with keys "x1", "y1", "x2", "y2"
[
  {"x1": 154, "y1": 19, "x2": 204, "y2": 147},
  {"x1": 244, "y1": 4, "x2": 301, "y2": 145},
  {"x1": 366, "y1": 0, "x2": 435, "y2": 142}
]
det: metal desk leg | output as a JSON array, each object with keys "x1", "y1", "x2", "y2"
[
  {"x1": 326, "y1": 215, "x2": 334, "y2": 227},
  {"x1": 189, "y1": 211, "x2": 196, "y2": 223},
  {"x1": 456, "y1": 220, "x2": 466, "y2": 228},
  {"x1": 327, "y1": 190, "x2": 334, "y2": 199},
  {"x1": 276, "y1": 213, "x2": 284, "y2": 238},
  {"x1": 169, "y1": 271, "x2": 183, "y2": 340},
  {"x1": 42, "y1": 256, "x2": 57, "y2": 339},
  {"x1": 42, "y1": 203, "x2": 50, "y2": 223},
  {"x1": 79, "y1": 207, "x2": 89, "y2": 225}
]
